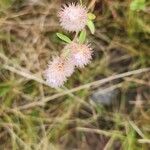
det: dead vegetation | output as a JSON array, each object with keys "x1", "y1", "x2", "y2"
[{"x1": 0, "y1": 0, "x2": 150, "y2": 149}]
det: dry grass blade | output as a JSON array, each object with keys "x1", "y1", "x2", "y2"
[
  {"x1": 0, "y1": 0, "x2": 150, "y2": 149},
  {"x1": 2, "y1": 64, "x2": 148, "y2": 109},
  {"x1": 76, "y1": 127, "x2": 124, "y2": 139}
]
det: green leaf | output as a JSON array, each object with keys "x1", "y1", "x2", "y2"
[
  {"x1": 0, "y1": 0, "x2": 14, "y2": 9},
  {"x1": 88, "y1": 13, "x2": 96, "y2": 20},
  {"x1": 130, "y1": 0, "x2": 146, "y2": 11},
  {"x1": 87, "y1": 20, "x2": 95, "y2": 34},
  {"x1": 79, "y1": 30, "x2": 86, "y2": 44},
  {"x1": 0, "y1": 85, "x2": 10, "y2": 97},
  {"x1": 56, "y1": 33, "x2": 72, "y2": 43}
]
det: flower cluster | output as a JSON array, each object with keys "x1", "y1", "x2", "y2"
[
  {"x1": 64, "y1": 43, "x2": 92, "y2": 68},
  {"x1": 44, "y1": 57, "x2": 74, "y2": 88},
  {"x1": 58, "y1": 3, "x2": 88, "y2": 32},
  {"x1": 44, "y1": 2, "x2": 95, "y2": 88},
  {"x1": 45, "y1": 42, "x2": 92, "y2": 88}
]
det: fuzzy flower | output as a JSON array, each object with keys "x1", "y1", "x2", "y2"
[
  {"x1": 58, "y1": 3, "x2": 88, "y2": 32},
  {"x1": 65, "y1": 42, "x2": 93, "y2": 68},
  {"x1": 44, "y1": 57, "x2": 74, "y2": 88}
]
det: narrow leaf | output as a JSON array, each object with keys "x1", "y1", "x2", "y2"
[
  {"x1": 130, "y1": 0, "x2": 145, "y2": 11},
  {"x1": 0, "y1": 0, "x2": 13, "y2": 9},
  {"x1": 79, "y1": 30, "x2": 86, "y2": 44},
  {"x1": 56, "y1": 33, "x2": 72, "y2": 43},
  {"x1": 87, "y1": 20, "x2": 95, "y2": 34},
  {"x1": 0, "y1": 85, "x2": 10, "y2": 97}
]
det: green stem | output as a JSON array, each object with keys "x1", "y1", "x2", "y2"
[
  {"x1": 73, "y1": 31, "x2": 79, "y2": 42},
  {"x1": 80, "y1": 0, "x2": 83, "y2": 5}
]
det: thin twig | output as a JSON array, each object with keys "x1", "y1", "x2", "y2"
[
  {"x1": 3, "y1": 64, "x2": 90, "y2": 108},
  {"x1": 2, "y1": 64, "x2": 149, "y2": 110}
]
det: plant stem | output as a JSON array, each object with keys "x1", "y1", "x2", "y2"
[
  {"x1": 88, "y1": 0, "x2": 97, "y2": 9},
  {"x1": 80, "y1": 0, "x2": 83, "y2": 5},
  {"x1": 73, "y1": 31, "x2": 79, "y2": 42}
]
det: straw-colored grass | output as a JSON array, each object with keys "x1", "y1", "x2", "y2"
[{"x1": 0, "y1": 0, "x2": 150, "y2": 149}]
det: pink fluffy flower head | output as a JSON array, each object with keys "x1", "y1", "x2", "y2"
[
  {"x1": 58, "y1": 3, "x2": 88, "y2": 32},
  {"x1": 65, "y1": 42, "x2": 93, "y2": 68},
  {"x1": 44, "y1": 56, "x2": 74, "y2": 88}
]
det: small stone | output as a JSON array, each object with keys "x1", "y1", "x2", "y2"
[{"x1": 90, "y1": 88, "x2": 119, "y2": 106}]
